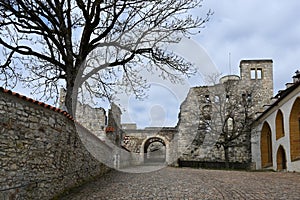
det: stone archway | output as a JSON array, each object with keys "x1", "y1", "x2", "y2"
[
  {"x1": 143, "y1": 137, "x2": 166, "y2": 163},
  {"x1": 277, "y1": 145, "x2": 287, "y2": 171},
  {"x1": 261, "y1": 122, "x2": 273, "y2": 168}
]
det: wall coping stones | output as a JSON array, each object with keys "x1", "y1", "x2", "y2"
[{"x1": 0, "y1": 87, "x2": 73, "y2": 120}]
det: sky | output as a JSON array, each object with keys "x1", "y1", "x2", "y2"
[
  {"x1": 5, "y1": 0, "x2": 300, "y2": 129},
  {"x1": 196, "y1": 0, "x2": 300, "y2": 88},
  {"x1": 120, "y1": 0, "x2": 300, "y2": 128}
]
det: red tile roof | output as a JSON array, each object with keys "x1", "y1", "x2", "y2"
[{"x1": 0, "y1": 87, "x2": 74, "y2": 121}]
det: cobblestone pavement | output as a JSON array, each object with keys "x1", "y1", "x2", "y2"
[{"x1": 60, "y1": 167, "x2": 300, "y2": 200}]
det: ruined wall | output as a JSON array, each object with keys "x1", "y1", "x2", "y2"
[
  {"x1": 176, "y1": 86, "x2": 249, "y2": 163},
  {"x1": 106, "y1": 103, "x2": 123, "y2": 145},
  {"x1": 0, "y1": 88, "x2": 110, "y2": 200},
  {"x1": 177, "y1": 60, "x2": 274, "y2": 165},
  {"x1": 76, "y1": 103, "x2": 107, "y2": 140}
]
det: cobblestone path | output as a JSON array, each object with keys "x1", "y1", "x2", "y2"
[{"x1": 60, "y1": 167, "x2": 300, "y2": 200}]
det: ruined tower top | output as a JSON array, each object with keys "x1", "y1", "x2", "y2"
[{"x1": 239, "y1": 59, "x2": 274, "y2": 111}]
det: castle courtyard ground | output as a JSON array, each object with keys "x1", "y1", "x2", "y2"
[{"x1": 60, "y1": 166, "x2": 300, "y2": 200}]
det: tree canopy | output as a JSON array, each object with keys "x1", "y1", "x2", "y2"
[{"x1": 0, "y1": 0, "x2": 212, "y2": 115}]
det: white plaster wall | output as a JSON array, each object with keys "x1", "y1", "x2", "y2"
[
  {"x1": 280, "y1": 95, "x2": 300, "y2": 172},
  {"x1": 290, "y1": 160, "x2": 300, "y2": 171},
  {"x1": 252, "y1": 93, "x2": 300, "y2": 172}
]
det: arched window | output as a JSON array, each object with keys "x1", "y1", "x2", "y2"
[
  {"x1": 261, "y1": 122, "x2": 273, "y2": 167},
  {"x1": 289, "y1": 98, "x2": 300, "y2": 161},
  {"x1": 276, "y1": 110, "x2": 284, "y2": 140}
]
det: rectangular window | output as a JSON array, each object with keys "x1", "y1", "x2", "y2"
[
  {"x1": 250, "y1": 68, "x2": 263, "y2": 80},
  {"x1": 257, "y1": 68, "x2": 262, "y2": 79},
  {"x1": 250, "y1": 69, "x2": 256, "y2": 79}
]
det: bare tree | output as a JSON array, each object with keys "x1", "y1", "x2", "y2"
[
  {"x1": 0, "y1": 0, "x2": 212, "y2": 115},
  {"x1": 198, "y1": 76, "x2": 255, "y2": 168}
]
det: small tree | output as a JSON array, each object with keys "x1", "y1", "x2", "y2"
[
  {"x1": 199, "y1": 76, "x2": 255, "y2": 168},
  {"x1": 0, "y1": 0, "x2": 212, "y2": 115}
]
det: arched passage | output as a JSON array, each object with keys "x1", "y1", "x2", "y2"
[
  {"x1": 143, "y1": 137, "x2": 166, "y2": 163},
  {"x1": 261, "y1": 122, "x2": 273, "y2": 168},
  {"x1": 276, "y1": 110, "x2": 284, "y2": 140},
  {"x1": 276, "y1": 145, "x2": 287, "y2": 171},
  {"x1": 289, "y1": 98, "x2": 300, "y2": 161}
]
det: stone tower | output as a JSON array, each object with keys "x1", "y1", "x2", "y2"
[{"x1": 239, "y1": 59, "x2": 274, "y2": 113}]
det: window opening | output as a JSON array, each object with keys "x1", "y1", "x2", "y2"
[
  {"x1": 257, "y1": 68, "x2": 262, "y2": 79},
  {"x1": 250, "y1": 69, "x2": 256, "y2": 79}
]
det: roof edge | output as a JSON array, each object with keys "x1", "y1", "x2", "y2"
[{"x1": 240, "y1": 59, "x2": 273, "y2": 64}]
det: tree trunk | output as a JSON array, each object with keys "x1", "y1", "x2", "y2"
[
  {"x1": 224, "y1": 146, "x2": 230, "y2": 169},
  {"x1": 65, "y1": 77, "x2": 79, "y2": 117}
]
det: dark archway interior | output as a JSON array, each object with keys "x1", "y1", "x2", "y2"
[
  {"x1": 144, "y1": 137, "x2": 166, "y2": 163},
  {"x1": 277, "y1": 145, "x2": 287, "y2": 170},
  {"x1": 261, "y1": 122, "x2": 273, "y2": 168}
]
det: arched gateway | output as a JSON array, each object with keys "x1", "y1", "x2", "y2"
[
  {"x1": 143, "y1": 137, "x2": 166, "y2": 163},
  {"x1": 122, "y1": 127, "x2": 176, "y2": 165}
]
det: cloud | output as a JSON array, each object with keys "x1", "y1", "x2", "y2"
[
  {"x1": 5, "y1": 1, "x2": 300, "y2": 129},
  {"x1": 118, "y1": 82, "x2": 184, "y2": 128},
  {"x1": 196, "y1": 0, "x2": 300, "y2": 92},
  {"x1": 118, "y1": 1, "x2": 300, "y2": 128}
]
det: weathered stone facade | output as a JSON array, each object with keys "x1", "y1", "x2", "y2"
[
  {"x1": 76, "y1": 102, "x2": 107, "y2": 140},
  {"x1": 36, "y1": 59, "x2": 275, "y2": 171},
  {"x1": 95, "y1": 59, "x2": 275, "y2": 168},
  {"x1": 177, "y1": 60, "x2": 274, "y2": 166},
  {"x1": 122, "y1": 127, "x2": 178, "y2": 165},
  {"x1": 106, "y1": 103, "x2": 123, "y2": 146},
  {"x1": 0, "y1": 88, "x2": 110, "y2": 200}
]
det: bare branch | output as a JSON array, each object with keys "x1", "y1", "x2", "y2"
[{"x1": 0, "y1": 0, "x2": 212, "y2": 115}]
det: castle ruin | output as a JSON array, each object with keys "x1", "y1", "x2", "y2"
[{"x1": 60, "y1": 59, "x2": 274, "y2": 168}]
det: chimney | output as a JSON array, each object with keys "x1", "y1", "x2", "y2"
[{"x1": 293, "y1": 70, "x2": 300, "y2": 83}]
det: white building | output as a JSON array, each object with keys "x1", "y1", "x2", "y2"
[{"x1": 252, "y1": 71, "x2": 300, "y2": 171}]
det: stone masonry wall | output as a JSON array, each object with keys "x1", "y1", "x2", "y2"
[
  {"x1": 76, "y1": 103, "x2": 107, "y2": 140},
  {"x1": 0, "y1": 88, "x2": 110, "y2": 200},
  {"x1": 177, "y1": 88, "x2": 251, "y2": 163},
  {"x1": 177, "y1": 60, "x2": 274, "y2": 165}
]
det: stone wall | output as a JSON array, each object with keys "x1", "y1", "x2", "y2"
[
  {"x1": 239, "y1": 59, "x2": 274, "y2": 114},
  {"x1": 177, "y1": 60, "x2": 274, "y2": 165},
  {"x1": 121, "y1": 127, "x2": 178, "y2": 165},
  {"x1": 0, "y1": 88, "x2": 110, "y2": 200},
  {"x1": 76, "y1": 102, "x2": 107, "y2": 140},
  {"x1": 106, "y1": 103, "x2": 123, "y2": 145}
]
